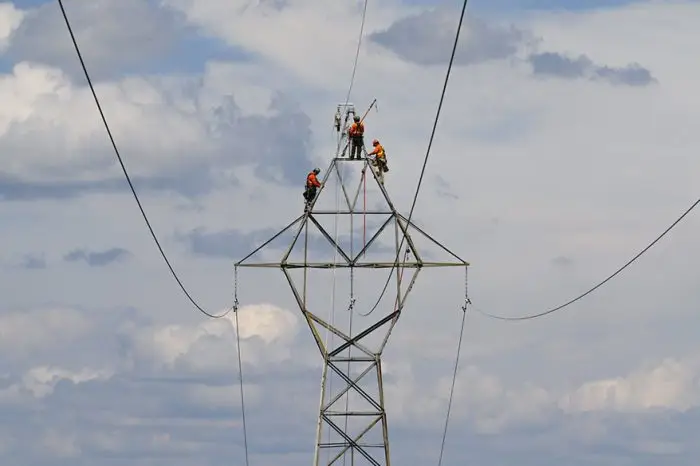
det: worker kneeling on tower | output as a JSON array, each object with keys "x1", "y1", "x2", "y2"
[{"x1": 368, "y1": 139, "x2": 388, "y2": 173}]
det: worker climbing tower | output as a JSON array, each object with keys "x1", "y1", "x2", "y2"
[{"x1": 236, "y1": 103, "x2": 468, "y2": 466}]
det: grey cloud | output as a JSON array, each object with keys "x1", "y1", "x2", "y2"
[
  {"x1": 63, "y1": 248, "x2": 130, "y2": 267},
  {"x1": 370, "y1": 11, "x2": 532, "y2": 66},
  {"x1": 552, "y1": 255, "x2": 573, "y2": 267},
  {"x1": 436, "y1": 188, "x2": 459, "y2": 200},
  {"x1": 7, "y1": 0, "x2": 182, "y2": 81},
  {"x1": 0, "y1": 86, "x2": 313, "y2": 202},
  {"x1": 370, "y1": 9, "x2": 655, "y2": 87},
  {"x1": 0, "y1": 173, "x2": 122, "y2": 201},
  {"x1": 528, "y1": 52, "x2": 656, "y2": 86},
  {"x1": 0, "y1": 165, "x2": 227, "y2": 202},
  {"x1": 595, "y1": 62, "x2": 655, "y2": 86},
  {"x1": 182, "y1": 222, "x2": 392, "y2": 261},
  {"x1": 0, "y1": 306, "x2": 129, "y2": 373},
  {"x1": 390, "y1": 410, "x2": 700, "y2": 465},
  {"x1": 221, "y1": 92, "x2": 314, "y2": 185},
  {"x1": 182, "y1": 227, "x2": 303, "y2": 260},
  {"x1": 260, "y1": 0, "x2": 289, "y2": 10},
  {"x1": 21, "y1": 253, "x2": 46, "y2": 270},
  {"x1": 0, "y1": 305, "x2": 321, "y2": 463},
  {"x1": 434, "y1": 174, "x2": 459, "y2": 199},
  {"x1": 529, "y1": 51, "x2": 593, "y2": 78},
  {"x1": 1, "y1": 304, "x2": 700, "y2": 465}
]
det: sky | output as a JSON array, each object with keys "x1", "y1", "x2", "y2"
[{"x1": 1, "y1": 0, "x2": 700, "y2": 464}]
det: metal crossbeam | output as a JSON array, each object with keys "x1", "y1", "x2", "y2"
[{"x1": 241, "y1": 262, "x2": 465, "y2": 269}]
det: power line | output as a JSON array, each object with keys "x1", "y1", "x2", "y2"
[
  {"x1": 343, "y1": 0, "x2": 369, "y2": 108},
  {"x1": 363, "y1": 0, "x2": 469, "y2": 316},
  {"x1": 56, "y1": 0, "x2": 231, "y2": 320},
  {"x1": 349, "y1": 3, "x2": 471, "y2": 458},
  {"x1": 412, "y1": 2, "x2": 470, "y2": 463},
  {"x1": 333, "y1": 1, "x2": 368, "y2": 158},
  {"x1": 476, "y1": 197, "x2": 700, "y2": 321},
  {"x1": 405, "y1": 0, "x2": 468, "y2": 231},
  {"x1": 60, "y1": 0, "x2": 249, "y2": 461}
]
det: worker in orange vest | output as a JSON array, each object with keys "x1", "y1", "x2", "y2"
[
  {"x1": 347, "y1": 115, "x2": 364, "y2": 160},
  {"x1": 368, "y1": 139, "x2": 388, "y2": 173},
  {"x1": 303, "y1": 168, "x2": 321, "y2": 210}
]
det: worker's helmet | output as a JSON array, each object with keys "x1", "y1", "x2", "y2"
[
  {"x1": 313, "y1": 168, "x2": 320, "y2": 174},
  {"x1": 354, "y1": 115, "x2": 360, "y2": 122},
  {"x1": 372, "y1": 139, "x2": 379, "y2": 146}
]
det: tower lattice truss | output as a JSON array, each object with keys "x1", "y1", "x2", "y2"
[{"x1": 237, "y1": 155, "x2": 468, "y2": 466}]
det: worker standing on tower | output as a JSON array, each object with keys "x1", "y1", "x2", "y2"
[
  {"x1": 347, "y1": 115, "x2": 364, "y2": 160},
  {"x1": 303, "y1": 168, "x2": 321, "y2": 211},
  {"x1": 368, "y1": 139, "x2": 388, "y2": 173}
]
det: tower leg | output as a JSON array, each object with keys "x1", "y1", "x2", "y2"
[{"x1": 314, "y1": 362, "x2": 330, "y2": 466}]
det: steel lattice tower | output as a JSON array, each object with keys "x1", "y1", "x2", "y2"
[{"x1": 236, "y1": 104, "x2": 468, "y2": 466}]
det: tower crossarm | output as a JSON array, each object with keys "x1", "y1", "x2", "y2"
[{"x1": 237, "y1": 262, "x2": 467, "y2": 269}]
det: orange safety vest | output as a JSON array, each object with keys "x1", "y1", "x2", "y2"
[
  {"x1": 306, "y1": 172, "x2": 320, "y2": 188},
  {"x1": 349, "y1": 122, "x2": 364, "y2": 137},
  {"x1": 370, "y1": 144, "x2": 385, "y2": 159}
]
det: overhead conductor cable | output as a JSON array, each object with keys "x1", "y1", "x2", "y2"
[
  {"x1": 56, "y1": 0, "x2": 230, "y2": 320},
  {"x1": 57, "y1": 2, "x2": 250, "y2": 465},
  {"x1": 476, "y1": 197, "x2": 700, "y2": 321}
]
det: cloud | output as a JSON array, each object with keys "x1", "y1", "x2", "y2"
[
  {"x1": 0, "y1": 171, "x2": 224, "y2": 201},
  {"x1": 6, "y1": 0, "x2": 182, "y2": 80},
  {"x1": 183, "y1": 228, "x2": 277, "y2": 260},
  {"x1": 2, "y1": 304, "x2": 700, "y2": 465},
  {"x1": 368, "y1": 7, "x2": 655, "y2": 87},
  {"x1": 63, "y1": 247, "x2": 130, "y2": 267},
  {"x1": 370, "y1": 10, "x2": 534, "y2": 66},
  {"x1": 0, "y1": 307, "x2": 93, "y2": 361},
  {"x1": 528, "y1": 51, "x2": 656, "y2": 86},
  {"x1": 181, "y1": 225, "x2": 337, "y2": 261},
  {"x1": 0, "y1": 2, "x2": 23, "y2": 53},
  {"x1": 560, "y1": 357, "x2": 700, "y2": 414},
  {"x1": 0, "y1": 304, "x2": 322, "y2": 463},
  {"x1": 3, "y1": 0, "x2": 700, "y2": 464},
  {"x1": 384, "y1": 353, "x2": 700, "y2": 439},
  {"x1": 551, "y1": 255, "x2": 573, "y2": 267},
  {"x1": 182, "y1": 219, "x2": 394, "y2": 262},
  {"x1": 19, "y1": 252, "x2": 45, "y2": 269},
  {"x1": 159, "y1": 0, "x2": 402, "y2": 90},
  {"x1": 0, "y1": 61, "x2": 314, "y2": 200}
]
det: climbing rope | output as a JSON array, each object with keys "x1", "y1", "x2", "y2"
[
  {"x1": 437, "y1": 266, "x2": 470, "y2": 466},
  {"x1": 363, "y1": 166, "x2": 367, "y2": 256},
  {"x1": 342, "y1": 163, "x2": 356, "y2": 466},
  {"x1": 233, "y1": 265, "x2": 251, "y2": 466}
]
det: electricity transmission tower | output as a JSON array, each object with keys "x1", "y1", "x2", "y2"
[{"x1": 236, "y1": 103, "x2": 468, "y2": 466}]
